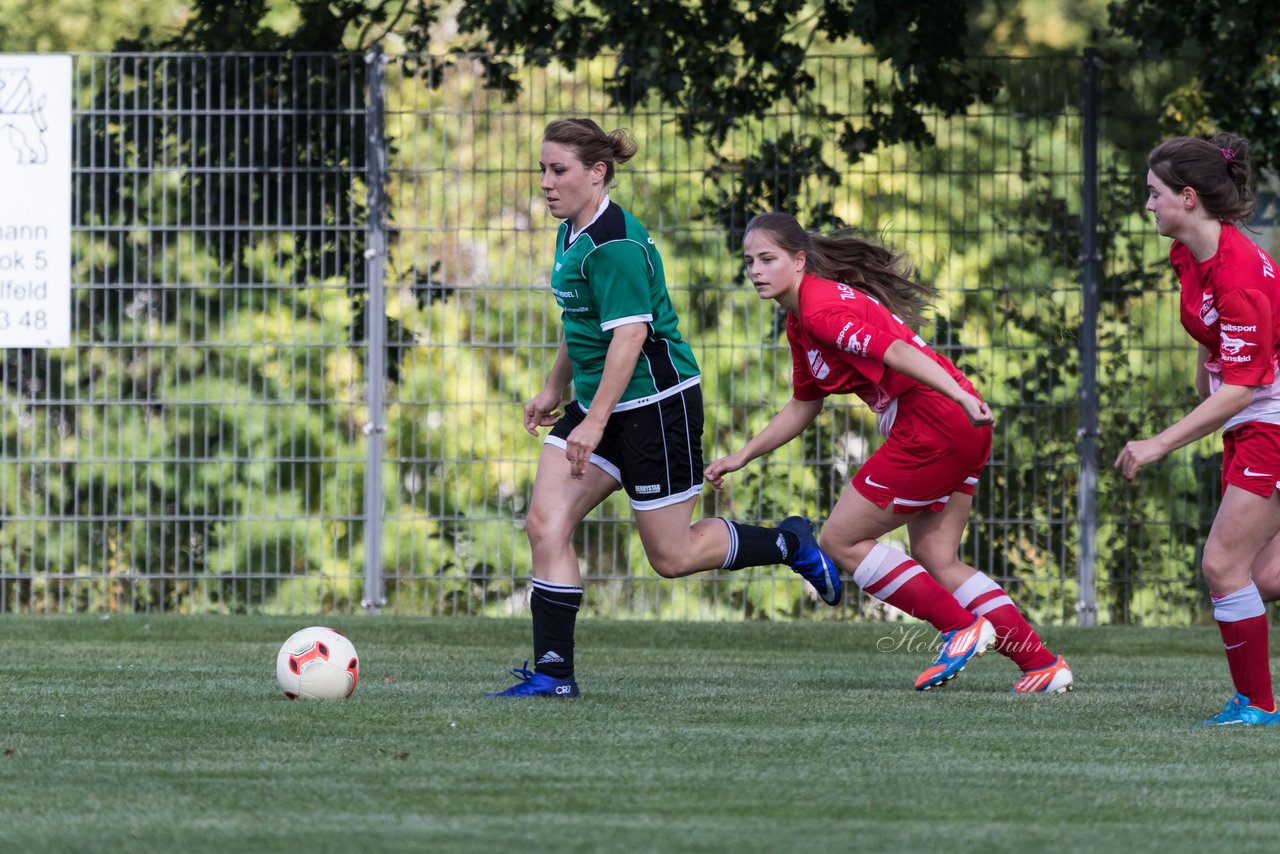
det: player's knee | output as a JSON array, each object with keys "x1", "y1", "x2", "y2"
[
  {"x1": 909, "y1": 544, "x2": 953, "y2": 575},
  {"x1": 649, "y1": 558, "x2": 683, "y2": 579},
  {"x1": 1200, "y1": 547, "x2": 1233, "y2": 586},
  {"x1": 1200, "y1": 537, "x2": 1255, "y2": 592},
  {"x1": 817, "y1": 529, "x2": 846, "y2": 560},
  {"x1": 524, "y1": 509, "x2": 570, "y2": 556},
  {"x1": 647, "y1": 550, "x2": 690, "y2": 578}
]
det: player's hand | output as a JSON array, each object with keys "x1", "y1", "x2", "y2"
[
  {"x1": 564, "y1": 420, "x2": 604, "y2": 480},
  {"x1": 1114, "y1": 437, "x2": 1168, "y2": 481},
  {"x1": 704, "y1": 452, "x2": 748, "y2": 490},
  {"x1": 523, "y1": 388, "x2": 563, "y2": 436},
  {"x1": 958, "y1": 394, "x2": 994, "y2": 427}
]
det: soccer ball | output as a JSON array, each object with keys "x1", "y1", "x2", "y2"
[{"x1": 275, "y1": 626, "x2": 360, "y2": 700}]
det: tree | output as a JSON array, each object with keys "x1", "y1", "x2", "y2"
[
  {"x1": 109, "y1": 0, "x2": 1020, "y2": 237},
  {"x1": 445, "y1": 0, "x2": 1014, "y2": 236},
  {"x1": 1109, "y1": 0, "x2": 1280, "y2": 173},
  {"x1": 8, "y1": 0, "x2": 1260, "y2": 620}
]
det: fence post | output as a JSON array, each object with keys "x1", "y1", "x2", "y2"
[
  {"x1": 361, "y1": 45, "x2": 388, "y2": 615},
  {"x1": 1076, "y1": 48, "x2": 1101, "y2": 626}
]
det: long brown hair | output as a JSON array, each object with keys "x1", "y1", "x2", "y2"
[
  {"x1": 1148, "y1": 132, "x2": 1255, "y2": 224},
  {"x1": 744, "y1": 212, "x2": 935, "y2": 328},
  {"x1": 542, "y1": 118, "x2": 638, "y2": 186}
]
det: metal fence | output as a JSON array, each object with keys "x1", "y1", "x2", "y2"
[{"x1": 2, "y1": 49, "x2": 1269, "y2": 623}]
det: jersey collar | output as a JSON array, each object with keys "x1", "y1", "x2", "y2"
[{"x1": 568, "y1": 195, "x2": 610, "y2": 245}]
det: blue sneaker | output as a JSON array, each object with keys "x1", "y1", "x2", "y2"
[
  {"x1": 1197, "y1": 693, "x2": 1280, "y2": 727},
  {"x1": 485, "y1": 662, "x2": 580, "y2": 698},
  {"x1": 914, "y1": 616, "x2": 997, "y2": 691},
  {"x1": 778, "y1": 516, "x2": 842, "y2": 606}
]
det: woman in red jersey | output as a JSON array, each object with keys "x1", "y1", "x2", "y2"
[
  {"x1": 1116, "y1": 133, "x2": 1280, "y2": 726},
  {"x1": 706, "y1": 212, "x2": 1072, "y2": 693}
]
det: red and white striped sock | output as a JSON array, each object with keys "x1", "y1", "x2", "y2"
[
  {"x1": 1212, "y1": 581, "x2": 1274, "y2": 712},
  {"x1": 953, "y1": 571, "x2": 1056, "y2": 672},
  {"x1": 852, "y1": 543, "x2": 972, "y2": 633}
]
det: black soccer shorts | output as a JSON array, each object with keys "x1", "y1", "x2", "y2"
[{"x1": 546, "y1": 382, "x2": 705, "y2": 510}]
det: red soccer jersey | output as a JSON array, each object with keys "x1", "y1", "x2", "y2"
[
  {"x1": 786, "y1": 273, "x2": 975, "y2": 421},
  {"x1": 1174, "y1": 224, "x2": 1280, "y2": 430},
  {"x1": 1175, "y1": 223, "x2": 1280, "y2": 384}
]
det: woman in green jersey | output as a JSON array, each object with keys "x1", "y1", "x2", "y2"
[{"x1": 488, "y1": 118, "x2": 839, "y2": 697}]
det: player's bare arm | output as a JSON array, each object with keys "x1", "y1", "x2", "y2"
[
  {"x1": 882, "y1": 339, "x2": 994, "y2": 427},
  {"x1": 524, "y1": 338, "x2": 573, "y2": 436},
  {"x1": 1114, "y1": 382, "x2": 1254, "y2": 480},
  {"x1": 705, "y1": 396, "x2": 823, "y2": 489}
]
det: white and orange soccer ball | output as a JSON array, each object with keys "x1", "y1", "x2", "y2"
[{"x1": 275, "y1": 626, "x2": 359, "y2": 700}]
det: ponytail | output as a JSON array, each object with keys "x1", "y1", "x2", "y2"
[
  {"x1": 1148, "y1": 132, "x2": 1255, "y2": 224},
  {"x1": 543, "y1": 118, "x2": 638, "y2": 186},
  {"x1": 744, "y1": 212, "x2": 936, "y2": 328}
]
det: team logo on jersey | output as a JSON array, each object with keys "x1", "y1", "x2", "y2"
[
  {"x1": 836, "y1": 322, "x2": 871, "y2": 357},
  {"x1": 1220, "y1": 330, "x2": 1258, "y2": 360},
  {"x1": 1200, "y1": 292, "x2": 1219, "y2": 326},
  {"x1": 807, "y1": 349, "x2": 831, "y2": 380}
]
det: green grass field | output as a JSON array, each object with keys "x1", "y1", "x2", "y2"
[{"x1": 3, "y1": 616, "x2": 1279, "y2": 853}]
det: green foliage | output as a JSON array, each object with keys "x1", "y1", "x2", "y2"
[
  {"x1": 433, "y1": 0, "x2": 1024, "y2": 245},
  {"x1": 0, "y1": 47, "x2": 1222, "y2": 623},
  {"x1": 453, "y1": 0, "x2": 1000, "y2": 146},
  {"x1": 1109, "y1": 0, "x2": 1280, "y2": 172},
  {"x1": 0, "y1": 0, "x2": 189, "y2": 52},
  {"x1": 6, "y1": 1, "x2": 1274, "y2": 622}
]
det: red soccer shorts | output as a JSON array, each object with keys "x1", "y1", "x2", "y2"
[
  {"x1": 1221, "y1": 422, "x2": 1280, "y2": 498},
  {"x1": 852, "y1": 387, "x2": 993, "y2": 514}
]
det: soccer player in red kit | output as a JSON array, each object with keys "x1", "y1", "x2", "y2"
[
  {"x1": 706, "y1": 212, "x2": 1072, "y2": 693},
  {"x1": 1116, "y1": 133, "x2": 1280, "y2": 726}
]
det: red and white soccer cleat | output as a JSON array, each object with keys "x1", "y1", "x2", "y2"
[{"x1": 1011, "y1": 655, "x2": 1073, "y2": 694}]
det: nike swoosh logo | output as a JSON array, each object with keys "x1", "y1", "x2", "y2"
[
  {"x1": 1224, "y1": 641, "x2": 1247, "y2": 650},
  {"x1": 815, "y1": 554, "x2": 832, "y2": 597},
  {"x1": 864, "y1": 475, "x2": 890, "y2": 490},
  {"x1": 1243, "y1": 467, "x2": 1274, "y2": 478}
]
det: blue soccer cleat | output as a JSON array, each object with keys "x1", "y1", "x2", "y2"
[
  {"x1": 485, "y1": 661, "x2": 580, "y2": 698},
  {"x1": 778, "y1": 516, "x2": 843, "y2": 606},
  {"x1": 1197, "y1": 693, "x2": 1280, "y2": 727},
  {"x1": 914, "y1": 615, "x2": 997, "y2": 691}
]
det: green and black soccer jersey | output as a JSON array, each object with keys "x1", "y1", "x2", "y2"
[{"x1": 550, "y1": 199, "x2": 700, "y2": 412}]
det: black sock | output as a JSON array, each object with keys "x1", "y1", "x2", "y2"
[
  {"x1": 719, "y1": 520, "x2": 800, "y2": 570},
  {"x1": 530, "y1": 579, "x2": 583, "y2": 679}
]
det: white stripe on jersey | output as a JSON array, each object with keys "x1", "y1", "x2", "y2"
[
  {"x1": 601, "y1": 314, "x2": 652, "y2": 331},
  {"x1": 567, "y1": 195, "x2": 611, "y2": 245},
  {"x1": 577, "y1": 238, "x2": 659, "y2": 279}
]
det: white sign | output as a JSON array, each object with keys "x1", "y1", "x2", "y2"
[{"x1": 0, "y1": 55, "x2": 71, "y2": 348}]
